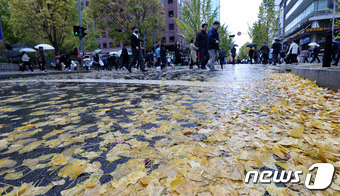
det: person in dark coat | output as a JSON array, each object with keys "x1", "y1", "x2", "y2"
[
  {"x1": 254, "y1": 47, "x2": 259, "y2": 63},
  {"x1": 310, "y1": 45, "x2": 321, "y2": 63},
  {"x1": 237, "y1": 55, "x2": 241, "y2": 64},
  {"x1": 259, "y1": 42, "x2": 270, "y2": 64},
  {"x1": 272, "y1": 39, "x2": 282, "y2": 65},
  {"x1": 231, "y1": 47, "x2": 236, "y2": 64},
  {"x1": 173, "y1": 41, "x2": 182, "y2": 68},
  {"x1": 93, "y1": 53, "x2": 100, "y2": 71},
  {"x1": 196, "y1": 23, "x2": 209, "y2": 70},
  {"x1": 120, "y1": 44, "x2": 130, "y2": 70},
  {"x1": 160, "y1": 44, "x2": 167, "y2": 69},
  {"x1": 207, "y1": 21, "x2": 220, "y2": 71},
  {"x1": 220, "y1": 48, "x2": 226, "y2": 69},
  {"x1": 128, "y1": 26, "x2": 146, "y2": 73},
  {"x1": 331, "y1": 42, "x2": 339, "y2": 63},
  {"x1": 249, "y1": 47, "x2": 254, "y2": 64}
]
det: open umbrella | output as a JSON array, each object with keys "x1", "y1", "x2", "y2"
[
  {"x1": 19, "y1": 48, "x2": 36, "y2": 53},
  {"x1": 92, "y1": 49, "x2": 102, "y2": 55},
  {"x1": 35, "y1": 44, "x2": 55, "y2": 50},
  {"x1": 229, "y1": 44, "x2": 238, "y2": 47},
  {"x1": 308, "y1": 43, "x2": 318, "y2": 47},
  {"x1": 246, "y1": 43, "x2": 258, "y2": 47}
]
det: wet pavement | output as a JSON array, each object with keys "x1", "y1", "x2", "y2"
[{"x1": 0, "y1": 64, "x2": 339, "y2": 195}]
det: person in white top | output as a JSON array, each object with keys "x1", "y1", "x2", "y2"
[
  {"x1": 21, "y1": 52, "x2": 33, "y2": 72},
  {"x1": 287, "y1": 41, "x2": 299, "y2": 64}
]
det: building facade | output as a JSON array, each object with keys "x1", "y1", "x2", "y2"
[
  {"x1": 161, "y1": 0, "x2": 181, "y2": 48},
  {"x1": 279, "y1": 0, "x2": 340, "y2": 47}
]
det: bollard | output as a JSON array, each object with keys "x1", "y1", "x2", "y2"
[{"x1": 322, "y1": 31, "x2": 332, "y2": 67}]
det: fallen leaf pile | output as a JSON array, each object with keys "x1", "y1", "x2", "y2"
[{"x1": 0, "y1": 73, "x2": 339, "y2": 195}]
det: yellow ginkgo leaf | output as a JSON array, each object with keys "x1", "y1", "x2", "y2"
[
  {"x1": 289, "y1": 126, "x2": 304, "y2": 138},
  {"x1": 173, "y1": 113, "x2": 180, "y2": 118},
  {"x1": 58, "y1": 161, "x2": 87, "y2": 179},
  {"x1": 4, "y1": 171, "x2": 23, "y2": 180}
]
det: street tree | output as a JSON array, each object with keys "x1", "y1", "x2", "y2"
[
  {"x1": 249, "y1": 0, "x2": 279, "y2": 47},
  {"x1": 0, "y1": 0, "x2": 22, "y2": 46},
  {"x1": 176, "y1": 0, "x2": 219, "y2": 43},
  {"x1": 88, "y1": 0, "x2": 165, "y2": 51},
  {"x1": 8, "y1": 0, "x2": 78, "y2": 55},
  {"x1": 63, "y1": 10, "x2": 100, "y2": 53},
  {"x1": 239, "y1": 42, "x2": 250, "y2": 59},
  {"x1": 218, "y1": 24, "x2": 235, "y2": 57}
]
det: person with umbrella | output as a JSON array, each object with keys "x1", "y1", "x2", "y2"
[
  {"x1": 231, "y1": 46, "x2": 236, "y2": 65},
  {"x1": 331, "y1": 42, "x2": 339, "y2": 63},
  {"x1": 128, "y1": 26, "x2": 147, "y2": 73},
  {"x1": 310, "y1": 44, "x2": 321, "y2": 64},
  {"x1": 272, "y1": 39, "x2": 282, "y2": 65},
  {"x1": 21, "y1": 51, "x2": 32, "y2": 72},
  {"x1": 248, "y1": 47, "x2": 254, "y2": 64},
  {"x1": 35, "y1": 47, "x2": 48, "y2": 72},
  {"x1": 259, "y1": 42, "x2": 270, "y2": 64}
]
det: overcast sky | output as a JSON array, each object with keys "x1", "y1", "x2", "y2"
[{"x1": 220, "y1": 0, "x2": 263, "y2": 51}]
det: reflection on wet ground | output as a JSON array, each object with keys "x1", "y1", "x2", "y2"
[{"x1": 2, "y1": 65, "x2": 337, "y2": 195}]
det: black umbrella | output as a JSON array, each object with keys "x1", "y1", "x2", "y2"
[
  {"x1": 246, "y1": 43, "x2": 258, "y2": 47},
  {"x1": 229, "y1": 44, "x2": 238, "y2": 47}
]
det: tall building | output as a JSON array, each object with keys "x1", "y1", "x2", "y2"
[
  {"x1": 161, "y1": 0, "x2": 182, "y2": 48},
  {"x1": 82, "y1": 0, "x2": 116, "y2": 52},
  {"x1": 279, "y1": 0, "x2": 340, "y2": 47},
  {"x1": 210, "y1": 0, "x2": 221, "y2": 21}
]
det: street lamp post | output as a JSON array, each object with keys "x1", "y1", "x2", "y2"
[
  {"x1": 332, "y1": 0, "x2": 337, "y2": 38},
  {"x1": 77, "y1": 0, "x2": 84, "y2": 68}
]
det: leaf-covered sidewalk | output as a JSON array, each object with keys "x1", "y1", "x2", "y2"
[{"x1": 0, "y1": 73, "x2": 339, "y2": 195}]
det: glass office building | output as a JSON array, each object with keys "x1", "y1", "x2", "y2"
[
  {"x1": 279, "y1": 0, "x2": 340, "y2": 46},
  {"x1": 210, "y1": 0, "x2": 221, "y2": 21}
]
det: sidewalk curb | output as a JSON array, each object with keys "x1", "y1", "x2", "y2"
[
  {"x1": 291, "y1": 67, "x2": 340, "y2": 92},
  {"x1": 0, "y1": 70, "x2": 91, "y2": 80}
]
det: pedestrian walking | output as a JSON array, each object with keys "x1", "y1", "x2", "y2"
[
  {"x1": 93, "y1": 53, "x2": 100, "y2": 71},
  {"x1": 254, "y1": 47, "x2": 259, "y2": 64},
  {"x1": 237, "y1": 55, "x2": 241, "y2": 64},
  {"x1": 259, "y1": 42, "x2": 270, "y2": 64},
  {"x1": 167, "y1": 54, "x2": 172, "y2": 67},
  {"x1": 287, "y1": 41, "x2": 299, "y2": 64},
  {"x1": 128, "y1": 26, "x2": 147, "y2": 73},
  {"x1": 310, "y1": 45, "x2": 321, "y2": 63},
  {"x1": 301, "y1": 50, "x2": 310, "y2": 63},
  {"x1": 249, "y1": 47, "x2": 254, "y2": 64},
  {"x1": 231, "y1": 47, "x2": 236, "y2": 64},
  {"x1": 272, "y1": 39, "x2": 282, "y2": 65},
  {"x1": 196, "y1": 23, "x2": 209, "y2": 70},
  {"x1": 160, "y1": 44, "x2": 167, "y2": 69},
  {"x1": 189, "y1": 39, "x2": 199, "y2": 69},
  {"x1": 173, "y1": 41, "x2": 182, "y2": 69},
  {"x1": 220, "y1": 48, "x2": 226, "y2": 69},
  {"x1": 207, "y1": 21, "x2": 220, "y2": 71},
  {"x1": 21, "y1": 52, "x2": 33, "y2": 72},
  {"x1": 120, "y1": 44, "x2": 130, "y2": 70},
  {"x1": 331, "y1": 42, "x2": 338, "y2": 63},
  {"x1": 35, "y1": 47, "x2": 48, "y2": 72},
  {"x1": 155, "y1": 45, "x2": 161, "y2": 67}
]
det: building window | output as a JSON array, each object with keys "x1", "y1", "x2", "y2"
[
  {"x1": 102, "y1": 32, "x2": 106, "y2": 37},
  {"x1": 161, "y1": 37, "x2": 166, "y2": 43},
  {"x1": 170, "y1": 36, "x2": 175, "y2": 43},
  {"x1": 109, "y1": 42, "x2": 113, "y2": 48},
  {"x1": 169, "y1": 24, "x2": 174, "y2": 31},
  {"x1": 86, "y1": 2, "x2": 89, "y2": 6},
  {"x1": 103, "y1": 43, "x2": 107, "y2": 48},
  {"x1": 117, "y1": 43, "x2": 121, "y2": 47},
  {"x1": 168, "y1": 0, "x2": 173, "y2": 4},
  {"x1": 169, "y1": 11, "x2": 174, "y2": 18}
]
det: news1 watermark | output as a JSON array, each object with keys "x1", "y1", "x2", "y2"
[{"x1": 244, "y1": 163, "x2": 335, "y2": 190}]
